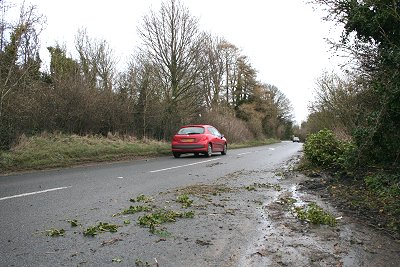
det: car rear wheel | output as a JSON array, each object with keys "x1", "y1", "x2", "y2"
[
  {"x1": 221, "y1": 143, "x2": 227, "y2": 155},
  {"x1": 173, "y1": 152, "x2": 181, "y2": 158},
  {"x1": 205, "y1": 144, "x2": 212, "y2": 157}
]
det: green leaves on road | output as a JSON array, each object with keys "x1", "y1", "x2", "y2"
[
  {"x1": 245, "y1": 182, "x2": 282, "y2": 191},
  {"x1": 130, "y1": 194, "x2": 154, "y2": 203},
  {"x1": 45, "y1": 228, "x2": 65, "y2": 237},
  {"x1": 83, "y1": 222, "x2": 119, "y2": 237},
  {"x1": 176, "y1": 194, "x2": 193, "y2": 208},
  {"x1": 138, "y1": 209, "x2": 195, "y2": 234},
  {"x1": 44, "y1": 193, "x2": 196, "y2": 238},
  {"x1": 113, "y1": 205, "x2": 152, "y2": 217},
  {"x1": 293, "y1": 202, "x2": 337, "y2": 226}
]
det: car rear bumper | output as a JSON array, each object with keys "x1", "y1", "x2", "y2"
[
  {"x1": 171, "y1": 143, "x2": 207, "y2": 153},
  {"x1": 172, "y1": 144, "x2": 205, "y2": 149}
]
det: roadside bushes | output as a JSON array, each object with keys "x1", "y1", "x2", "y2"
[
  {"x1": 303, "y1": 129, "x2": 355, "y2": 171},
  {"x1": 303, "y1": 130, "x2": 400, "y2": 236},
  {"x1": 199, "y1": 110, "x2": 254, "y2": 143}
]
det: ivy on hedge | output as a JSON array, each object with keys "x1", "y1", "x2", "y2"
[{"x1": 303, "y1": 129, "x2": 355, "y2": 171}]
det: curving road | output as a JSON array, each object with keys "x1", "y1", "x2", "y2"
[{"x1": 0, "y1": 141, "x2": 302, "y2": 266}]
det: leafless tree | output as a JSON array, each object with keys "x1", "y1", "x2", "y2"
[
  {"x1": 234, "y1": 55, "x2": 257, "y2": 106},
  {"x1": 265, "y1": 84, "x2": 294, "y2": 123},
  {"x1": 200, "y1": 34, "x2": 225, "y2": 109},
  {"x1": 0, "y1": 1, "x2": 45, "y2": 118},
  {"x1": 137, "y1": 0, "x2": 206, "y2": 136},
  {"x1": 218, "y1": 40, "x2": 239, "y2": 105},
  {"x1": 128, "y1": 52, "x2": 163, "y2": 138},
  {"x1": 75, "y1": 29, "x2": 116, "y2": 92},
  {"x1": 0, "y1": 0, "x2": 11, "y2": 52},
  {"x1": 308, "y1": 71, "x2": 365, "y2": 137}
]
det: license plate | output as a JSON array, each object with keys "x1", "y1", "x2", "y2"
[{"x1": 181, "y1": 138, "x2": 195, "y2": 142}]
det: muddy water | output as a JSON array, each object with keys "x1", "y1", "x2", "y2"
[{"x1": 232, "y1": 157, "x2": 400, "y2": 267}]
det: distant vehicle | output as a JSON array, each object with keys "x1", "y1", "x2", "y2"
[
  {"x1": 293, "y1": 136, "x2": 300, "y2": 142},
  {"x1": 171, "y1": 125, "x2": 227, "y2": 158}
]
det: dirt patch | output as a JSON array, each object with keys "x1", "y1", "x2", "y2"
[
  {"x1": 237, "y1": 156, "x2": 400, "y2": 267},
  {"x1": 299, "y1": 172, "x2": 400, "y2": 240},
  {"x1": 175, "y1": 184, "x2": 234, "y2": 196}
]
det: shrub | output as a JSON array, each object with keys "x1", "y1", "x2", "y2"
[
  {"x1": 364, "y1": 173, "x2": 400, "y2": 197},
  {"x1": 304, "y1": 129, "x2": 342, "y2": 168},
  {"x1": 304, "y1": 129, "x2": 355, "y2": 170},
  {"x1": 335, "y1": 141, "x2": 357, "y2": 171}
]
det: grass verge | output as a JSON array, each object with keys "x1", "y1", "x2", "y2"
[
  {"x1": 0, "y1": 134, "x2": 280, "y2": 174},
  {"x1": 0, "y1": 133, "x2": 170, "y2": 173}
]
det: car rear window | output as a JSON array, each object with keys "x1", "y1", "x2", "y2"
[{"x1": 177, "y1": 127, "x2": 205, "y2": 135}]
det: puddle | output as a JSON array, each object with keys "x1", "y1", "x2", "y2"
[
  {"x1": 289, "y1": 184, "x2": 306, "y2": 207},
  {"x1": 238, "y1": 190, "x2": 279, "y2": 267},
  {"x1": 238, "y1": 169, "x2": 400, "y2": 267}
]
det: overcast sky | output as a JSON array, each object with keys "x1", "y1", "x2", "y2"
[{"x1": 9, "y1": 0, "x2": 345, "y2": 124}]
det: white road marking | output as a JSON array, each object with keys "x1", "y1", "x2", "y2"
[
  {"x1": 269, "y1": 148, "x2": 275, "y2": 150},
  {"x1": 116, "y1": 176, "x2": 124, "y2": 179},
  {"x1": 237, "y1": 152, "x2": 251, "y2": 156},
  {"x1": 150, "y1": 158, "x2": 221, "y2": 173},
  {"x1": 0, "y1": 186, "x2": 72, "y2": 201}
]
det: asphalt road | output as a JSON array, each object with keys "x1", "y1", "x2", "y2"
[{"x1": 0, "y1": 141, "x2": 302, "y2": 266}]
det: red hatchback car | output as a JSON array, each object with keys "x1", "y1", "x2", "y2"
[{"x1": 171, "y1": 125, "x2": 227, "y2": 158}]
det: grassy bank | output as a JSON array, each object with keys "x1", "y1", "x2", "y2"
[
  {"x1": 0, "y1": 133, "x2": 278, "y2": 174},
  {"x1": 0, "y1": 134, "x2": 171, "y2": 174}
]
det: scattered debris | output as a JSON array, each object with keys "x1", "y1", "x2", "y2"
[
  {"x1": 176, "y1": 194, "x2": 193, "y2": 208},
  {"x1": 196, "y1": 239, "x2": 212, "y2": 246},
  {"x1": 29, "y1": 156, "x2": 399, "y2": 266},
  {"x1": 113, "y1": 205, "x2": 152, "y2": 216},
  {"x1": 83, "y1": 222, "x2": 119, "y2": 237},
  {"x1": 292, "y1": 202, "x2": 337, "y2": 226},
  {"x1": 45, "y1": 228, "x2": 65, "y2": 237},
  {"x1": 245, "y1": 182, "x2": 282, "y2": 191},
  {"x1": 138, "y1": 209, "x2": 194, "y2": 234},
  {"x1": 130, "y1": 194, "x2": 154, "y2": 203},
  {"x1": 112, "y1": 258, "x2": 122, "y2": 263},
  {"x1": 176, "y1": 184, "x2": 232, "y2": 197},
  {"x1": 66, "y1": 219, "x2": 79, "y2": 227},
  {"x1": 245, "y1": 185, "x2": 256, "y2": 191},
  {"x1": 101, "y1": 238, "x2": 123, "y2": 246},
  {"x1": 135, "y1": 258, "x2": 151, "y2": 266}
]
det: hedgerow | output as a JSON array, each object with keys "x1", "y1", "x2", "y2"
[{"x1": 303, "y1": 129, "x2": 355, "y2": 171}]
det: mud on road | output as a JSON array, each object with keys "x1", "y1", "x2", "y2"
[{"x1": 27, "y1": 153, "x2": 400, "y2": 266}]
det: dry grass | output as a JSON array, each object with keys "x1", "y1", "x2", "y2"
[
  {"x1": 0, "y1": 133, "x2": 170, "y2": 173},
  {"x1": 176, "y1": 184, "x2": 234, "y2": 196},
  {"x1": 0, "y1": 131, "x2": 280, "y2": 174}
]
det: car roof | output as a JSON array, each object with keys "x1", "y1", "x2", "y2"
[{"x1": 180, "y1": 124, "x2": 212, "y2": 128}]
